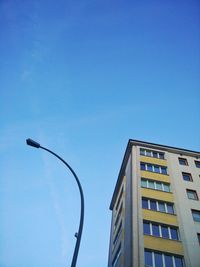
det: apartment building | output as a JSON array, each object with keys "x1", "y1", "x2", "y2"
[{"x1": 108, "y1": 140, "x2": 200, "y2": 267}]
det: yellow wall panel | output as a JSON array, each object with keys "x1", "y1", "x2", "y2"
[
  {"x1": 142, "y1": 209, "x2": 178, "y2": 226},
  {"x1": 141, "y1": 188, "x2": 174, "y2": 202},
  {"x1": 140, "y1": 171, "x2": 170, "y2": 183},
  {"x1": 140, "y1": 156, "x2": 167, "y2": 166},
  {"x1": 144, "y1": 235, "x2": 183, "y2": 255}
]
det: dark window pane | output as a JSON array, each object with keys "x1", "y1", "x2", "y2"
[
  {"x1": 171, "y1": 228, "x2": 178, "y2": 240},
  {"x1": 147, "y1": 164, "x2": 153, "y2": 172},
  {"x1": 141, "y1": 163, "x2": 146, "y2": 170},
  {"x1": 161, "y1": 226, "x2": 169, "y2": 239},
  {"x1": 140, "y1": 149, "x2": 145, "y2": 156},
  {"x1": 161, "y1": 166, "x2": 167, "y2": 175},
  {"x1": 154, "y1": 165, "x2": 160, "y2": 173},
  {"x1": 182, "y1": 173, "x2": 192, "y2": 181},
  {"x1": 195, "y1": 161, "x2": 200, "y2": 168},
  {"x1": 143, "y1": 222, "x2": 150, "y2": 235},
  {"x1": 179, "y1": 158, "x2": 187, "y2": 165},
  {"x1": 142, "y1": 199, "x2": 148, "y2": 209},
  {"x1": 174, "y1": 256, "x2": 183, "y2": 267},
  {"x1": 197, "y1": 233, "x2": 200, "y2": 245},
  {"x1": 150, "y1": 200, "x2": 157, "y2": 210},
  {"x1": 152, "y1": 224, "x2": 160, "y2": 237},
  {"x1": 158, "y1": 202, "x2": 165, "y2": 212},
  {"x1": 164, "y1": 255, "x2": 173, "y2": 267},
  {"x1": 154, "y1": 252, "x2": 163, "y2": 267},
  {"x1": 187, "y1": 190, "x2": 198, "y2": 200},
  {"x1": 192, "y1": 210, "x2": 200, "y2": 222},
  {"x1": 167, "y1": 204, "x2": 174, "y2": 214},
  {"x1": 146, "y1": 151, "x2": 151, "y2": 157},
  {"x1": 159, "y1": 153, "x2": 164, "y2": 159},
  {"x1": 144, "y1": 250, "x2": 153, "y2": 267},
  {"x1": 153, "y1": 151, "x2": 158, "y2": 158}
]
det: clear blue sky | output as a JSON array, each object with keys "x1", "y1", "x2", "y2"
[{"x1": 0, "y1": 0, "x2": 199, "y2": 267}]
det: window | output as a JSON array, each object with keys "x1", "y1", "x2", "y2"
[
  {"x1": 112, "y1": 243, "x2": 121, "y2": 267},
  {"x1": 197, "y1": 233, "x2": 200, "y2": 245},
  {"x1": 147, "y1": 164, "x2": 153, "y2": 172},
  {"x1": 142, "y1": 198, "x2": 149, "y2": 209},
  {"x1": 178, "y1": 157, "x2": 188, "y2": 165},
  {"x1": 152, "y1": 224, "x2": 160, "y2": 237},
  {"x1": 140, "y1": 162, "x2": 167, "y2": 175},
  {"x1": 158, "y1": 202, "x2": 165, "y2": 213},
  {"x1": 146, "y1": 150, "x2": 152, "y2": 157},
  {"x1": 154, "y1": 165, "x2": 160, "y2": 173},
  {"x1": 143, "y1": 221, "x2": 179, "y2": 240},
  {"x1": 182, "y1": 172, "x2": 192, "y2": 182},
  {"x1": 141, "y1": 179, "x2": 148, "y2": 187},
  {"x1": 186, "y1": 189, "x2": 198, "y2": 200},
  {"x1": 143, "y1": 221, "x2": 151, "y2": 235},
  {"x1": 113, "y1": 221, "x2": 122, "y2": 246},
  {"x1": 161, "y1": 226, "x2": 169, "y2": 239},
  {"x1": 166, "y1": 203, "x2": 174, "y2": 214},
  {"x1": 144, "y1": 250, "x2": 153, "y2": 267},
  {"x1": 155, "y1": 252, "x2": 163, "y2": 267},
  {"x1": 141, "y1": 178, "x2": 171, "y2": 193},
  {"x1": 161, "y1": 166, "x2": 167, "y2": 175},
  {"x1": 140, "y1": 148, "x2": 165, "y2": 159},
  {"x1": 171, "y1": 228, "x2": 179, "y2": 240},
  {"x1": 150, "y1": 200, "x2": 157, "y2": 210},
  {"x1": 163, "y1": 183, "x2": 170, "y2": 192},
  {"x1": 142, "y1": 198, "x2": 175, "y2": 214},
  {"x1": 115, "y1": 186, "x2": 124, "y2": 211},
  {"x1": 155, "y1": 182, "x2": 162, "y2": 191},
  {"x1": 195, "y1": 161, "x2": 200, "y2": 168},
  {"x1": 144, "y1": 250, "x2": 184, "y2": 267},
  {"x1": 148, "y1": 180, "x2": 155, "y2": 189},
  {"x1": 141, "y1": 162, "x2": 146, "y2": 170},
  {"x1": 192, "y1": 210, "x2": 200, "y2": 222},
  {"x1": 165, "y1": 255, "x2": 173, "y2": 267},
  {"x1": 115, "y1": 203, "x2": 122, "y2": 227},
  {"x1": 174, "y1": 256, "x2": 184, "y2": 267}
]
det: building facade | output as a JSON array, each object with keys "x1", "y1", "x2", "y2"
[{"x1": 108, "y1": 140, "x2": 200, "y2": 267}]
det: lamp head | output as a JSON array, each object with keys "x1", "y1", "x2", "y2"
[{"x1": 26, "y1": 138, "x2": 40, "y2": 148}]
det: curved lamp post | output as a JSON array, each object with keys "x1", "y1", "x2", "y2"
[{"x1": 26, "y1": 138, "x2": 84, "y2": 267}]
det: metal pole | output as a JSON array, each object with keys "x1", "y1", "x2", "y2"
[{"x1": 26, "y1": 139, "x2": 84, "y2": 267}]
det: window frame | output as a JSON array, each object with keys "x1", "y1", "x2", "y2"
[
  {"x1": 113, "y1": 221, "x2": 122, "y2": 246},
  {"x1": 186, "y1": 189, "x2": 198, "y2": 200},
  {"x1": 178, "y1": 157, "x2": 188, "y2": 166},
  {"x1": 197, "y1": 233, "x2": 200, "y2": 245},
  {"x1": 115, "y1": 186, "x2": 124, "y2": 211},
  {"x1": 141, "y1": 178, "x2": 171, "y2": 193},
  {"x1": 195, "y1": 160, "x2": 200, "y2": 168},
  {"x1": 112, "y1": 243, "x2": 121, "y2": 267},
  {"x1": 182, "y1": 172, "x2": 193, "y2": 182},
  {"x1": 140, "y1": 162, "x2": 168, "y2": 175},
  {"x1": 114, "y1": 203, "x2": 123, "y2": 228},
  {"x1": 142, "y1": 197, "x2": 175, "y2": 215},
  {"x1": 192, "y1": 209, "x2": 200, "y2": 222},
  {"x1": 144, "y1": 249, "x2": 184, "y2": 267},
  {"x1": 140, "y1": 148, "x2": 165, "y2": 159},
  {"x1": 143, "y1": 221, "x2": 180, "y2": 241}
]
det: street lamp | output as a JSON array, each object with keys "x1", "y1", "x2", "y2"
[{"x1": 26, "y1": 138, "x2": 84, "y2": 267}]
